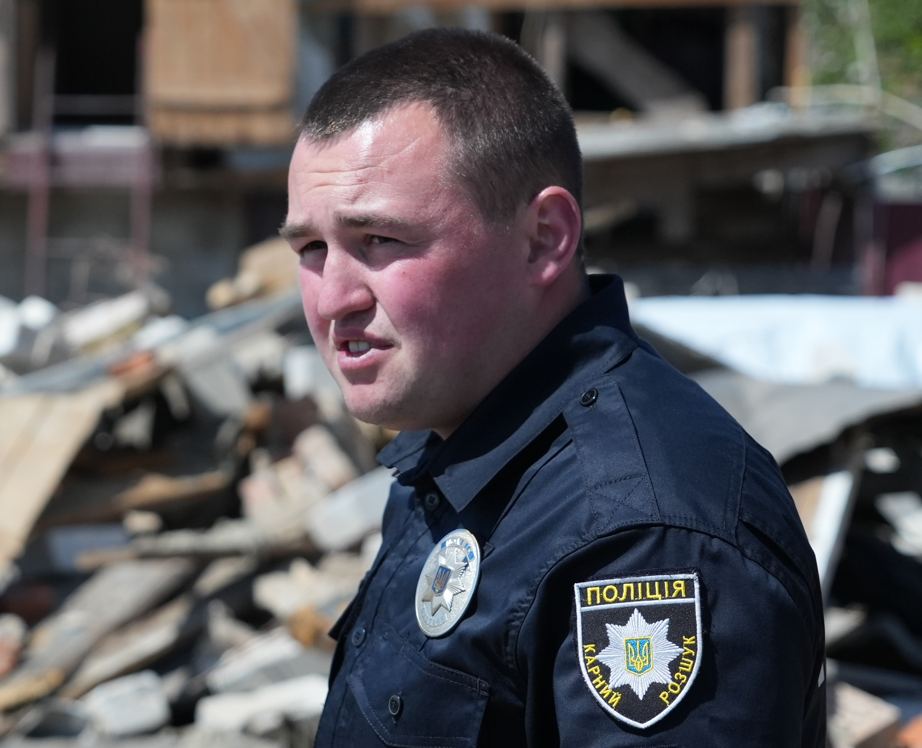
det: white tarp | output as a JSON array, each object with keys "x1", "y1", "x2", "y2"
[{"x1": 630, "y1": 294, "x2": 922, "y2": 390}]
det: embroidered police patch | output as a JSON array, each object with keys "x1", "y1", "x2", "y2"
[{"x1": 574, "y1": 573, "x2": 702, "y2": 729}]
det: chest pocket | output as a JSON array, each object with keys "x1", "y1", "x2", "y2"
[{"x1": 347, "y1": 625, "x2": 489, "y2": 747}]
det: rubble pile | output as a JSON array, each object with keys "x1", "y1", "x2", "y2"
[
  {"x1": 1, "y1": 246, "x2": 922, "y2": 745},
  {"x1": 0, "y1": 241, "x2": 392, "y2": 746}
]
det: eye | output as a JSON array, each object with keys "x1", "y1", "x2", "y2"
[
  {"x1": 368, "y1": 234, "x2": 400, "y2": 245},
  {"x1": 299, "y1": 240, "x2": 328, "y2": 255}
]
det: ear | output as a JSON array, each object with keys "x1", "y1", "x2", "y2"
[{"x1": 525, "y1": 187, "x2": 582, "y2": 288}]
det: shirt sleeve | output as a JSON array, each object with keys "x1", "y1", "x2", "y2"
[{"x1": 517, "y1": 525, "x2": 826, "y2": 748}]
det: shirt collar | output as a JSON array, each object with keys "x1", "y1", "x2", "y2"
[{"x1": 379, "y1": 274, "x2": 639, "y2": 511}]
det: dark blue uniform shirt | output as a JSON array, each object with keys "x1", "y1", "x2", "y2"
[{"x1": 315, "y1": 275, "x2": 826, "y2": 747}]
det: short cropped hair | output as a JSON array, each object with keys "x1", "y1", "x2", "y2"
[{"x1": 299, "y1": 28, "x2": 583, "y2": 228}]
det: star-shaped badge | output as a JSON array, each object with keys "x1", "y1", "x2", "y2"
[{"x1": 416, "y1": 529, "x2": 481, "y2": 637}]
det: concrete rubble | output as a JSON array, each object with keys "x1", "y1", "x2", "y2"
[{"x1": 1, "y1": 241, "x2": 922, "y2": 745}]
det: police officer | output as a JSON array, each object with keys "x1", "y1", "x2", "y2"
[{"x1": 282, "y1": 27, "x2": 825, "y2": 747}]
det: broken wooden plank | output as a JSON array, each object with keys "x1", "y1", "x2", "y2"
[
  {"x1": 0, "y1": 558, "x2": 195, "y2": 712},
  {"x1": 59, "y1": 595, "x2": 196, "y2": 699},
  {"x1": 61, "y1": 557, "x2": 258, "y2": 698},
  {"x1": 0, "y1": 379, "x2": 124, "y2": 584},
  {"x1": 78, "y1": 518, "x2": 313, "y2": 569},
  {"x1": 36, "y1": 471, "x2": 231, "y2": 530}
]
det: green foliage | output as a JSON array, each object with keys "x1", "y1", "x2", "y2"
[
  {"x1": 805, "y1": 0, "x2": 922, "y2": 101},
  {"x1": 804, "y1": 0, "x2": 861, "y2": 86},
  {"x1": 871, "y1": 0, "x2": 922, "y2": 102}
]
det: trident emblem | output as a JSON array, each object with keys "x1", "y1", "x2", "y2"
[{"x1": 625, "y1": 637, "x2": 652, "y2": 675}]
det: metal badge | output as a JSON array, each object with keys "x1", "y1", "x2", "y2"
[{"x1": 416, "y1": 529, "x2": 481, "y2": 637}]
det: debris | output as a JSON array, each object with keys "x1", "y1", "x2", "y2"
[
  {"x1": 292, "y1": 424, "x2": 359, "y2": 491},
  {"x1": 691, "y1": 368, "x2": 922, "y2": 466},
  {"x1": 0, "y1": 614, "x2": 26, "y2": 679},
  {"x1": 12, "y1": 698, "x2": 92, "y2": 739},
  {"x1": 629, "y1": 293, "x2": 922, "y2": 391},
  {"x1": 44, "y1": 525, "x2": 130, "y2": 573},
  {"x1": 0, "y1": 379, "x2": 125, "y2": 585},
  {"x1": 80, "y1": 517, "x2": 313, "y2": 567},
  {"x1": 788, "y1": 470, "x2": 857, "y2": 597},
  {"x1": 82, "y1": 670, "x2": 171, "y2": 737},
  {"x1": 205, "y1": 627, "x2": 329, "y2": 694},
  {"x1": 0, "y1": 727, "x2": 282, "y2": 748},
  {"x1": 828, "y1": 681, "x2": 901, "y2": 748},
  {"x1": 303, "y1": 466, "x2": 393, "y2": 553},
  {"x1": 60, "y1": 594, "x2": 197, "y2": 699},
  {"x1": 825, "y1": 607, "x2": 867, "y2": 650},
  {"x1": 253, "y1": 553, "x2": 368, "y2": 626},
  {"x1": 123, "y1": 510, "x2": 165, "y2": 537},
  {"x1": 194, "y1": 674, "x2": 327, "y2": 734},
  {"x1": 59, "y1": 558, "x2": 258, "y2": 700},
  {"x1": 9, "y1": 237, "x2": 922, "y2": 745},
  {"x1": 0, "y1": 559, "x2": 196, "y2": 712},
  {"x1": 876, "y1": 492, "x2": 922, "y2": 556},
  {"x1": 61, "y1": 291, "x2": 155, "y2": 353},
  {"x1": 206, "y1": 238, "x2": 299, "y2": 311}
]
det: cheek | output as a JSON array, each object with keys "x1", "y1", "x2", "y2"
[
  {"x1": 297, "y1": 267, "x2": 328, "y2": 333},
  {"x1": 390, "y1": 265, "x2": 493, "y2": 352}
]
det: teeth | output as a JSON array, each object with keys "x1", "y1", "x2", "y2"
[{"x1": 348, "y1": 341, "x2": 372, "y2": 354}]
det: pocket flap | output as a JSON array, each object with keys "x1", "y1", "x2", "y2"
[{"x1": 348, "y1": 627, "x2": 489, "y2": 748}]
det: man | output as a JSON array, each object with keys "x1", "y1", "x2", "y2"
[{"x1": 283, "y1": 28, "x2": 825, "y2": 747}]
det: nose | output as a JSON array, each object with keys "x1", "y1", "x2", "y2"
[{"x1": 314, "y1": 246, "x2": 375, "y2": 321}]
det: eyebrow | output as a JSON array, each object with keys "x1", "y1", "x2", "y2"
[
  {"x1": 279, "y1": 213, "x2": 413, "y2": 241},
  {"x1": 279, "y1": 220, "x2": 318, "y2": 242}
]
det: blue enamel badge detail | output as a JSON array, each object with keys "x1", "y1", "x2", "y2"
[
  {"x1": 431, "y1": 566, "x2": 451, "y2": 595},
  {"x1": 574, "y1": 573, "x2": 702, "y2": 729}
]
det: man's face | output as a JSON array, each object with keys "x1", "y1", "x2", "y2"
[{"x1": 284, "y1": 103, "x2": 536, "y2": 437}]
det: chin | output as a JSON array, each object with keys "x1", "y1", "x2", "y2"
[{"x1": 342, "y1": 394, "x2": 402, "y2": 430}]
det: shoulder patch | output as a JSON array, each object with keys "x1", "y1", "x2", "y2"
[{"x1": 574, "y1": 572, "x2": 702, "y2": 729}]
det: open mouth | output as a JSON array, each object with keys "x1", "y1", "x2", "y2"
[{"x1": 346, "y1": 341, "x2": 372, "y2": 355}]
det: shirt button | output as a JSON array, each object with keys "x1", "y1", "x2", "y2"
[
  {"x1": 388, "y1": 694, "x2": 403, "y2": 717},
  {"x1": 351, "y1": 627, "x2": 366, "y2": 646},
  {"x1": 580, "y1": 388, "x2": 599, "y2": 407},
  {"x1": 423, "y1": 491, "x2": 441, "y2": 511}
]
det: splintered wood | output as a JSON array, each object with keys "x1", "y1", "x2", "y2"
[
  {"x1": 0, "y1": 559, "x2": 195, "y2": 712},
  {"x1": 0, "y1": 381, "x2": 123, "y2": 584}
]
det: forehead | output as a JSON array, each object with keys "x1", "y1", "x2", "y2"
[{"x1": 291, "y1": 104, "x2": 452, "y2": 190}]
